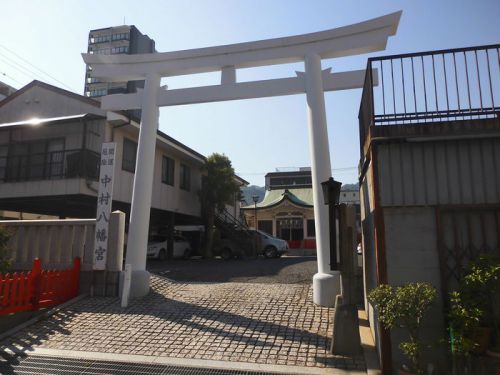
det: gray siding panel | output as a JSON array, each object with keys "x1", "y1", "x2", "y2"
[
  {"x1": 378, "y1": 138, "x2": 500, "y2": 207},
  {"x1": 424, "y1": 142, "x2": 438, "y2": 205},
  {"x1": 401, "y1": 145, "x2": 414, "y2": 205},
  {"x1": 378, "y1": 144, "x2": 392, "y2": 205},
  {"x1": 412, "y1": 144, "x2": 426, "y2": 205},
  {"x1": 389, "y1": 143, "x2": 404, "y2": 205}
]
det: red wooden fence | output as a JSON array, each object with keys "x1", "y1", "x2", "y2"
[
  {"x1": 287, "y1": 240, "x2": 302, "y2": 249},
  {"x1": 303, "y1": 239, "x2": 316, "y2": 249},
  {"x1": 0, "y1": 257, "x2": 80, "y2": 315}
]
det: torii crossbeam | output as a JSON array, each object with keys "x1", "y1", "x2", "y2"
[{"x1": 83, "y1": 11, "x2": 401, "y2": 306}]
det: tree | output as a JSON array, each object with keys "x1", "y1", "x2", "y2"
[
  {"x1": 368, "y1": 283, "x2": 437, "y2": 374},
  {"x1": 0, "y1": 226, "x2": 12, "y2": 273},
  {"x1": 199, "y1": 153, "x2": 241, "y2": 258}
]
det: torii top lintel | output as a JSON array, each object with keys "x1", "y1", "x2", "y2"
[{"x1": 83, "y1": 11, "x2": 401, "y2": 82}]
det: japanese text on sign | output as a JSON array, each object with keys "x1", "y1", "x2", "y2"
[{"x1": 93, "y1": 142, "x2": 116, "y2": 270}]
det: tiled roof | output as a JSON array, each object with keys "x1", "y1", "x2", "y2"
[{"x1": 243, "y1": 188, "x2": 314, "y2": 209}]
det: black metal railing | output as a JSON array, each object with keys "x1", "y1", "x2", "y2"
[
  {"x1": 0, "y1": 149, "x2": 100, "y2": 183},
  {"x1": 359, "y1": 44, "x2": 500, "y2": 150},
  {"x1": 215, "y1": 208, "x2": 251, "y2": 235}
]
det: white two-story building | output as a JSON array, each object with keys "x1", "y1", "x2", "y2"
[{"x1": 0, "y1": 80, "x2": 207, "y2": 231}]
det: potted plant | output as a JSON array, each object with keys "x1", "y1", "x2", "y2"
[{"x1": 368, "y1": 282, "x2": 437, "y2": 375}]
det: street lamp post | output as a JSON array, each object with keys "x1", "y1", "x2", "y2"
[
  {"x1": 321, "y1": 177, "x2": 342, "y2": 270},
  {"x1": 251, "y1": 195, "x2": 259, "y2": 259},
  {"x1": 252, "y1": 195, "x2": 259, "y2": 230}
]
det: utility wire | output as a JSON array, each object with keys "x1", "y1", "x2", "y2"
[
  {"x1": 0, "y1": 71, "x2": 22, "y2": 86},
  {"x1": 0, "y1": 55, "x2": 41, "y2": 81},
  {"x1": 0, "y1": 44, "x2": 76, "y2": 91}
]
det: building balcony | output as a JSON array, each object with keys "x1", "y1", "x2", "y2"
[
  {"x1": 0, "y1": 148, "x2": 100, "y2": 183},
  {"x1": 358, "y1": 44, "x2": 500, "y2": 158}
]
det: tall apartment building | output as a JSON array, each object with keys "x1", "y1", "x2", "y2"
[{"x1": 84, "y1": 25, "x2": 155, "y2": 98}]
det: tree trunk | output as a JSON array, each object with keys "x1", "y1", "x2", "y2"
[{"x1": 204, "y1": 208, "x2": 215, "y2": 258}]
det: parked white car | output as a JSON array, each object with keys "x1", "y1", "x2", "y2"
[
  {"x1": 147, "y1": 235, "x2": 192, "y2": 260},
  {"x1": 253, "y1": 230, "x2": 289, "y2": 258}
]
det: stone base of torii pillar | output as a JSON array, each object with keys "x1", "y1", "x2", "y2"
[{"x1": 313, "y1": 272, "x2": 341, "y2": 307}]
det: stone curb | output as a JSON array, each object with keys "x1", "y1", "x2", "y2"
[
  {"x1": 0, "y1": 294, "x2": 88, "y2": 342},
  {"x1": 358, "y1": 309, "x2": 381, "y2": 375}
]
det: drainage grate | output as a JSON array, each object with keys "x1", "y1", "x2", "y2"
[{"x1": 0, "y1": 354, "x2": 297, "y2": 375}]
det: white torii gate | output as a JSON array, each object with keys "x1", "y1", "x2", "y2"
[{"x1": 83, "y1": 11, "x2": 401, "y2": 307}]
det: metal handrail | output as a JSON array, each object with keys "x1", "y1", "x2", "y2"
[
  {"x1": 215, "y1": 209, "x2": 252, "y2": 236},
  {"x1": 358, "y1": 44, "x2": 500, "y2": 149}
]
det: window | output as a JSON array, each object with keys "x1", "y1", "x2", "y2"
[
  {"x1": 95, "y1": 48, "x2": 111, "y2": 55},
  {"x1": 307, "y1": 219, "x2": 315, "y2": 237},
  {"x1": 111, "y1": 46, "x2": 129, "y2": 54},
  {"x1": 122, "y1": 138, "x2": 137, "y2": 172},
  {"x1": 180, "y1": 164, "x2": 191, "y2": 191},
  {"x1": 258, "y1": 220, "x2": 273, "y2": 235},
  {"x1": 46, "y1": 139, "x2": 64, "y2": 178},
  {"x1": 92, "y1": 34, "x2": 112, "y2": 43},
  {"x1": 162, "y1": 156, "x2": 175, "y2": 186},
  {"x1": 112, "y1": 32, "x2": 129, "y2": 41},
  {"x1": 89, "y1": 88, "x2": 107, "y2": 97},
  {"x1": 5, "y1": 138, "x2": 65, "y2": 181}
]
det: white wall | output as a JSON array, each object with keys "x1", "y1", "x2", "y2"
[{"x1": 107, "y1": 125, "x2": 203, "y2": 217}]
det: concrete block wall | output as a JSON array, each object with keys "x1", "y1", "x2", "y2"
[
  {"x1": 384, "y1": 207, "x2": 447, "y2": 371},
  {"x1": 2, "y1": 211, "x2": 125, "y2": 297}
]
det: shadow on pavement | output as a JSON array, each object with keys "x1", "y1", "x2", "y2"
[
  {"x1": 0, "y1": 310, "x2": 74, "y2": 374},
  {"x1": 147, "y1": 256, "x2": 317, "y2": 284},
  {"x1": 0, "y1": 274, "x2": 346, "y2": 369}
]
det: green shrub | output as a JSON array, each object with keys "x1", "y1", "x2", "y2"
[
  {"x1": 449, "y1": 253, "x2": 500, "y2": 356},
  {"x1": 448, "y1": 291, "x2": 482, "y2": 356},
  {"x1": 368, "y1": 282, "x2": 437, "y2": 374}
]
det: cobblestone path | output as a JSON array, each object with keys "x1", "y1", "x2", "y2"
[{"x1": 2, "y1": 275, "x2": 365, "y2": 371}]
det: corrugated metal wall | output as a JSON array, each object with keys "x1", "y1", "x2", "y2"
[{"x1": 377, "y1": 138, "x2": 500, "y2": 207}]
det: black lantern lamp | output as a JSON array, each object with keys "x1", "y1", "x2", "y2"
[
  {"x1": 321, "y1": 177, "x2": 342, "y2": 206},
  {"x1": 321, "y1": 177, "x2": 342, "y2": 270}
]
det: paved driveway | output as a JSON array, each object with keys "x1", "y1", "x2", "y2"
[
  {"x1": 147, "y1": 255, "x2": 318, "y2": 284},
  {"x1": 2, "y1": 257, "x2": 365, "y2": 373}
]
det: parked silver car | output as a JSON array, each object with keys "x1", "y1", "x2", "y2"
[
  {"x1": 252, "y1": 230, "x2": 289, "y2": 258},
  {"x1": 147, "y1": 235, "x2": 192, "y2": 260}
]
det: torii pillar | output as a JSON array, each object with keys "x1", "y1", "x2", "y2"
[
  {"x1": 304, "y1": 53, "x2": 339, "y2": 304},
  {"x1": 124, "y1": 72, "x2": 161, "y2": 296}
]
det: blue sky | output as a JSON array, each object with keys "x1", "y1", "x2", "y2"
[{"x1": 1, "y1": 0, "x2": 499, "y2": 185}]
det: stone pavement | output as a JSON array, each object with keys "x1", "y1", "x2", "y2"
[{"x1": 1, "y1": 274, "x2": 365, "y2": 372}]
